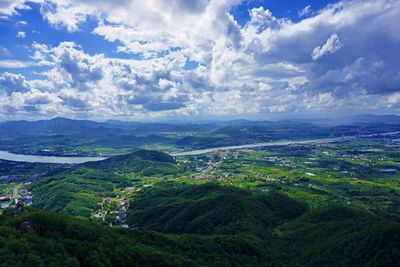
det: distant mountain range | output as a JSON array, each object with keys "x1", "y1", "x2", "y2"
[
  {"x1": 0, "y1": 114, "x2": 399, "y2": 137},
  {"x1": 1, "y1": 114, "x2": 399, "y2": 133},
  {"x1": 0, "y1": 117, "x2": 302, "y2": 137},
  {"x1": 301, "y1": 114, "x2": 400, "y2": 126},
  {"x1": 0, "y1": 117, "x2": 214, "y2": 136},
  {"x1": 1, "y1": 115, "x2": 399, "y2": 157}
]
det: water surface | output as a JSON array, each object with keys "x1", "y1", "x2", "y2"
[
  {"x1": 0, "y1": 150, "x2": 106, "y2": 164},
  {"x1": 170, "y1": 136, "x2": 353, "y2": 156}
]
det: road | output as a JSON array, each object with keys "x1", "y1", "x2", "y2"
[{"x1": 12, "y1": 184, "x2": 21, "y2": 201}]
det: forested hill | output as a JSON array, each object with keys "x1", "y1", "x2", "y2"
[
  {"x1": 31, "y1": 150, "x2": 181, "y2": 217},
  {"x1": 2, "y1": 184, "x2": 400, "y2": 266},
  {"x1": 126, "y1": 183, "x2": 308, "y2": 236},
  {"x1": 83, "y1": 149, "x2": 178, "y2": 174}
]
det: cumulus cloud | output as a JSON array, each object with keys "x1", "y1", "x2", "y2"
[
  {"x1": 0, "y1": 72, "x2": 30, "y2": 95},
  {"x1": 20, "y1": 42, "x2": 197, "y2": 117},
  {"x1": 246, "y1": 0, "x2": 400, "y2": 105},
  {"x1": 0, "y1": 0, "x2": 400, "y2": 119},
  {"x1": 0, "y1": 0, "x2": 31, "y2": 18},
  {"x1": 39, "y1": 0, "x2": 96, "y2": 32},
  {"x1": 312, "y1": 34, "x2": 342, "y2": 60},
  {"x1": 40, "y1": 0, "x2": 242, "y2": 62}
]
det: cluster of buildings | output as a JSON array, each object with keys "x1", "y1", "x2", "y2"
[
  {"x1": 116, "y1": 199, "x2": 129, "y2": 222},
  {"x1": 18, "y1": 186, "x2": 33, "y2": 206},
  {"x1": 0, "y1": 183, "x2": 33, "y2": 209},
  {"x1": 264, "y1": 156, "x2": 297, "y2": 167},
  {"x1": 94, "y1": 188, "x2": 135, "y2": 228}
]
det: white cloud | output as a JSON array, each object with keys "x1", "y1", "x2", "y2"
[
  {"x1": 0, "y1": 0, "x2": 44, "y2": 19},
  {"x1": 0, "y1": 59, "x2": 35, "y2": 68},
  {"x1": 1, "y1": 0, "x2": 400, "y2": 119},
  {"x1": 298, "y1": 5, "x2": 312, "y2": 17},
  {"x1": 16, "y1": 31, "x2": 26, "y2": 38},
  {"x1": 0, "y1": 72, "x2": 30, "y2": 95},
  {"x1": 16, "y1": 20, "x2": 28, "y2": 26},
  {"x1": 383, "y1": 92, "x2": 400, "y2": 108},
  {"x1": 39, "y1": 0, "x2": 242, "y2": 63},
  {"x1": 0, "y1": 0, "x2": 30, "y2": 18},
  {"x1": 39, "y1": 0, "x2": 96, "y2": 32},
  {"x1": 311, "y1": 33, "x2": 342, "y2": 60}
]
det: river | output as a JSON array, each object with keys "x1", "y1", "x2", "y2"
[
  {"x1": 170, "y1": 136, "x2": 355, "y2": 156},
  {"x1": 170, "y1": 131, "x2": 400, "y2": 156},
  {"x1": 0, "y1": 150, "x2": 106, "y2": 164}
]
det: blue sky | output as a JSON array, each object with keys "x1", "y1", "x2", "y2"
[{"x1": 0, "y1": 0, "x2": 399, "y2": 121}]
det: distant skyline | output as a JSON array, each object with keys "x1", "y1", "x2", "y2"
[{"x1": 0, "y1": 0, "x2": 399, "y2": 120}]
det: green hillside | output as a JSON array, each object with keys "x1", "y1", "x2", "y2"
[
  {"x1": 2, "y1": 184, "x2": 400, "y2": 267},
  {"x1": 1, "y1": 208, "x2": 272, "y2": 266},
  {"x1": 0, "y1": 208, "x2": 190, "y2": 266},
  {"x1": 31, "y1": 150, "x2": 181, "y2": 217},
  {"x1": 84, "y1": 149, "x2": 179, "y2": 176},
  {"x1": 26, "y1": 148, "x2": 400, "y2": 266},
  {"x1": 278, "y1": 205, "x2": 400, "y2": 266},
  {"x1": 127, "y1": 183, "x2": 307, "y2": 236}
]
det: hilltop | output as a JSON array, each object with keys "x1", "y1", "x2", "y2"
[{"x1": 84, "y1": 150, "x2": 178, "y2": 175}]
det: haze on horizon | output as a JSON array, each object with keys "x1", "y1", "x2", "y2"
[{"x1": 0, "y1": 0, "x2": 399, "y2": 121}]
